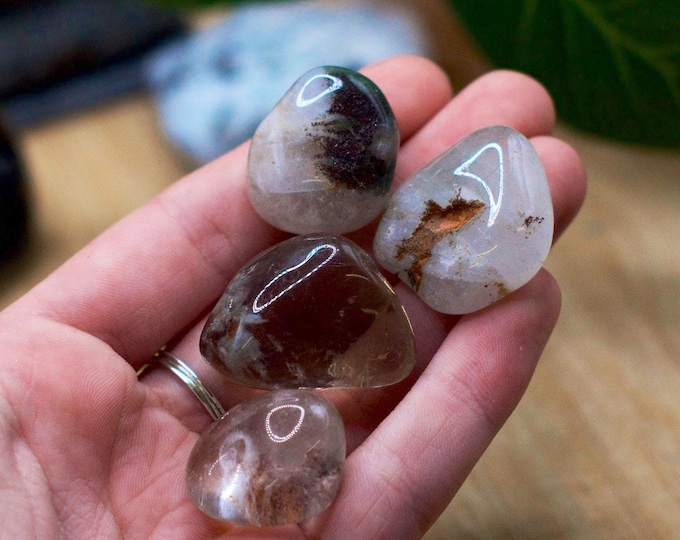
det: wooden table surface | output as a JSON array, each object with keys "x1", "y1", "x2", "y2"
[{"x1": 2, "y1": 11, "x2": 680, "y2": 540}]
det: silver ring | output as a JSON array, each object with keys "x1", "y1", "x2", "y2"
[{"x1": 138, "y1": 351, "x2": 226, "y2": 421}]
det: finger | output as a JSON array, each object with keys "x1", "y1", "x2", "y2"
[
  {"x1": 395, "y1": 69, "x2": 556, "y2": 181},
  {"x1": 11, "y1": 56, "x2": 453, "y2": 366},
  {"x1": 532, "y1": 136, "x2": 587, "y2": 242},
  {"x1": 365, "y1": 55, "x2": 454, "y2": 142},
  {"x1": 305, "y1": 269, "x2": 561, "y2": 538}
]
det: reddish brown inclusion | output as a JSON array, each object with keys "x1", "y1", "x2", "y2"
[
  {"x1": 246, "y1": 448, "x2": 342, "y2": 526},
  {"x1": 396, "y1": 196, "x2": 485, "y2": 290},
  {"x1": 307, "y1": 70, "x2": 394, "y2": 194}
]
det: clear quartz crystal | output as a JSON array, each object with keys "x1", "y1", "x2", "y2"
[
  {"x1": 374, "y1": 126, "x2": 554, "y2": 314},
  {"x1": 200, "y1": 233, "x2": 416, "y2": 389},
  {"x1": 247, "y1": 66, "x2": 399, "y2": 234},
  {"x1": 186, "y1": 390, "x2": 345, "y2": 526}
]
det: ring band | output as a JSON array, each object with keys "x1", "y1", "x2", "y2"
[{"x1": 139, "y1": 350, "x2": 226, "y2": 421}]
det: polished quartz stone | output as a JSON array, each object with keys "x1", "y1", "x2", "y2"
[
  {"x1": 200, "y1": 234, "x2": 415, "y2": 389},
  {"x1": 374, "y1": 126, "x2": 554, "y2": 315},
  {"x1": 186, "y1": 390, "x2": 345, "y2": 526},
  {"x1": 247, "y1": 66, "x2": 399, "y2": 234}
]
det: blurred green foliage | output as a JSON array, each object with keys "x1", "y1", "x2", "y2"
[{"x1": 451, "y1": 0, "x2": 680, "y2": 147}]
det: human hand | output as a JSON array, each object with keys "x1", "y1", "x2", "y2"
[{"x1": 0, "y1": 55, "x2": 586, "y2": 539}]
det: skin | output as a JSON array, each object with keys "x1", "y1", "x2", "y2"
[{"x1": 0, "y1": 55, "x2": 586, "y2": 539}]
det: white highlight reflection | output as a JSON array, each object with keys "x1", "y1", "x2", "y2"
[
  {"x1": 265, "y1": 404, "x2": 305, "y2": 443},
  {"x1": 454, "y1": 143, "x2": 504, "y2": 226},
  {"x1": 296, "y1": 74, "x2": 343, "y2": 107},
  {"x1": 253, "y1": 244, "x2": 337, "y2": 313}
]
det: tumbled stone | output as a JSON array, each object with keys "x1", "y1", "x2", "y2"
[
  {"x1": 374, "y1": 126, "x2": 553, "y2": 315},
  {"x1": 186, "y1": 389, "x2": 345, "y2": 526},
  {"x1": 200, "y1": 234, "x2": 415, "y2": 389},
  {"x1": 247, "y1": 66, "x2": 399, "y2": 234}
]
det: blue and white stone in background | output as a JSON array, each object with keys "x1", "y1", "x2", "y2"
[{"x1": 144, "y1": 1, "x2": 428, "y2": 164}]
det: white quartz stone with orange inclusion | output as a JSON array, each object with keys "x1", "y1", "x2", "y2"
[
  {"x1": 374, "y1": 126, "x2": 553, "y2": 314},
  {"x1": 186, "y1": 390, "x2": 345, "y2": 526}
]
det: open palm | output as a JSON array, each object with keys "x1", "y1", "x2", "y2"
[{"x1": 0, "y1": 56, "x2": 585, "y2": 539}]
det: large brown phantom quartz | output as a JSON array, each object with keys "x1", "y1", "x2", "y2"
[{"x1": 200, "y1": 234, "x2": 416, "y2": 389}]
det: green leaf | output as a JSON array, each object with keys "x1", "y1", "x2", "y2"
[{"x1": 450, "y1": 0, "x2": 680, "y2": 147}]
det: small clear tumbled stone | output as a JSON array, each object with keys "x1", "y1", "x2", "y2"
[
  {"x1": 186, "y1": 389, "x2": 345, "y2": 526},
  {"x1": 374, "y1": 126, "x2": 554, "y2": 314},
  {"x1": 200, "y1": 233, "x2": 416, "y2": 389},
  {"x1": 247, "y1": 65, "x2": 399, "y2": 234}
]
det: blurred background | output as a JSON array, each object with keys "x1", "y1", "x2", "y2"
[{"x1": 1, "y1": 1, "x2": 678, "y2": 537}]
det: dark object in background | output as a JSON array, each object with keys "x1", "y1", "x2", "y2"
[
  {"x1": 0, "y1": 0, "x2": 35, "y2": 12},
  {"x1": 0, "y1": 0, "x2": 186, "y2": 127},
  {"x1": 0, "y1": 116, "x2": 28, "y2": 262}
]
